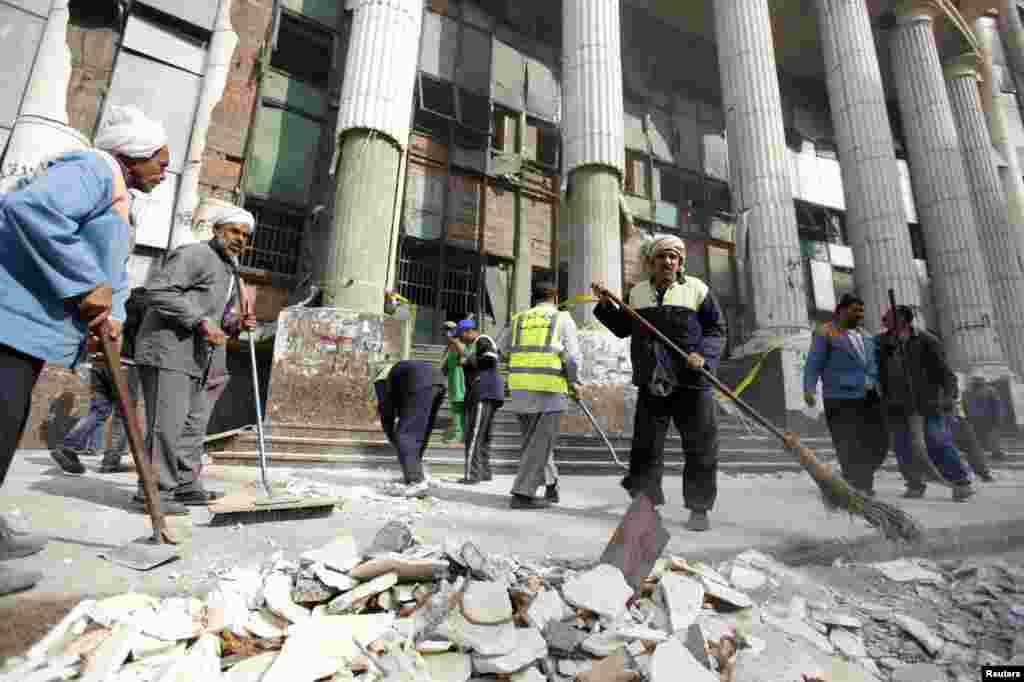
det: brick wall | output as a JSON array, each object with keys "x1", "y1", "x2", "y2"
[{"x1": 66, "y1": 25, "x2": 119, "y2": 140}]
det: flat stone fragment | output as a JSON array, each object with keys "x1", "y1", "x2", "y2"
[
  {"x1": 90, "y1": 593, "x2": 160, "y2": 627},
  {"x1": 891, "y1": 663, "x2": 945, "y2": 682},
  {"x1": 511, "y1": 665, "x2": 548, "y2": 682},
  {"x1": 292, "y1": 575, "x2": 337, "y2": 605},
  {"x1": 811, "y1": 610, "x2": 862, "y2": 629},
  {"x1": 262, "y1": 613, "x2": 393, "y2": 682},
  {"x1": 313, "y1": 564, "x2": 359, "y2": 592},
  {"x1": 729, "y1": 564, "x2": 767, "y2": 591},
  {"x1": 870, "y1": 559, "x2": 943, "y2": 584},
  {"x1": 938, "y1": 621, "x2": 972, "y2": 646},
  {"x1": 525, "y1": 589, "x2": 570, "y2": 631},
  {"x1": 543, "y1": 620, "x2": 587, "y2": 656},
  {"x1": 264, "y1": 573, "x2": 312, "y2": 623},
  {"x1": 417, "y1": 640, "x2": 453, "y2": 654},
  {"x1": 461, "y1": 581, "x2": 513, "y2": 624},
  {"x1": 700, "y1": 576, "x2": 753, "y2": 609},
  {"x1": 892, "y1": 614, "x2": 944, "y2": 656},
  {"x1": 581, "y1": 631, "x2": 628, "y2": 657},
  {"x1": 350, "y1": 557, "x2": 448, "y2": 582},
  {"x1": 245, "y1": 609, "x2": 288, "y2": 640},
  {"x1": 681, "y1": 623, "x2": 713, "y2": 669},
  {"x1": 366, "y1": 521, "x2": 413, "y2": 556},
  {"x1": 434, "y1": 608, "x2": 519, "y2": 656},
  {"x1": 472, "y1": 626, "x2": 547, "y2": 675},
  {"x1": 62, "y1": 628, "x2": 112, "y2": 659},
  {"x1": 327, "y1": 572, "x2": 398, "y2": 614},
  {"x1": 226, "y1": 652, "x2": 279, "y2": 682},
  {"x1": 762, "y1": 613, "x2": 834, "y2": 654},
  {"x1": 301, "y1": 534, "x2": 361, "y2": 573},
  {"x1": 561, "y1": 564, "x2": 634, "y2": 620},
  {"x1": 649, "y1": 636, "x2": 717, "y2": 682},
  {"x1": 558, "y1": 659, "x2": 593, "y2": 677},
  {"x1": 829, "y1": 628, "x2": 867, "y2": 658},
  {"x1": 421, "y1": 652, "x2": 472, "y2": 682},
  {"x1": 614, "y1": 624, "x2": 668, "y2": 642},
  {"x1": 80, "y1": 623, "x2": 138, "y2": 682},
  {"x1": 658, "y1": 573, "x2": 704, "y2": 633},
  {"x1": 154, "y1": 633, "x2": 221, "y2": 682},
  {"x1": 129, "y1": 634, "x2": 180, "y2": 660}
]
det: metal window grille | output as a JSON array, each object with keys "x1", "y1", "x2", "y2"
[
  {"x1": 241, "y1": 202, "x2": 304, "y2": 276},
  {"x1": 440, "y1": 262, "x2": 477, "y2": 320},
  {"x1": 397, "y1": 242, "x2": 437, "y2": 307}
]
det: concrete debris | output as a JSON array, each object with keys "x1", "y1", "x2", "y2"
[
  {"x1": 415, "y1": 640, "x2": 452, "y2": 654},
  {"x1": 301, "y1": 534, "x2": 361, "y2": 573},
  {"x1": 421, "y1": 652, "x2": 472, "y2": 682},
  {"x1": 699, "y1": 576, "x2": 753, "y2": 609},
  {"x1": 367, "y1": 521, "x2": 414, "y2": 557},
  {"x1": 291, "y1": 574, "x2": 337, "y2": 605},
  {"x1": 870, "y1": 560, "x2": 944, "y2": 584},
  {"x1": 829, "y1": 628, "x2": 867, "y2": 659},
  {"x1": 224, "y1": 651, "x2": 278, "y2": 681},
  {"x1": 890, "y1": 662, "x2": 944, "y2": 682},
  {"x1": 460, "y1": 581, "x2": 514, "y2": 625},
  {"x1": 729, "y1": 563, "x2": 767, "y2": 592},
  {"x1": 811, "y1": 610, "x2": 862, "y2": 630},
  {"x1": 471, "y1": 627, "x2": 547, "y2": 675},
  {"x1": 575, "y1": 651, "x2": 637, "y2": 682},
  {"x1": 657, "y1": 573, "x2": 704, "y2": 633},
  {"x1": 557, "y1": 658, "x2": 593, "y2": 677},
  {"x1": 937, "y1": 621, "x2": 972, "y2": 646},
  {"x1": 263, "y1": 614, "x2": 393, "y2": 682},
  {"x1": 761, "y1": 612, "x2": 835, "y2": 654},
  {"x1": 327, "y1": 572, "x2": 399, "y2": 615},
  {"x1": 681, "y1": 623, "x2": 713, "y2": 669},
  {"x1": 562, "y1": 565, "x2": 634, "y2": 620},
  {"x1": 244, "y1": 609, "x2": 288, "y2": 640},
  {"x1": 434, "y1": 608, "x2": 519, "y2": 657},
  {"x1": 525, "y1": 589, "x2": 571, "y2": 631},
  {"x1": 581, "y1": 631, "x2": 628, "y2": 657},
  {"x1": 263, "y1": 573, "x2": 312, "y2": 624},
  {"x1": 650, "y1": 635, "x2": 717, "y2": 682},
  {"x1": 891, "y1": 614, "x2": 944, "y2": 657},
  {"x1": 312, "y1": 563, "x2": 359, "y2": 591},
  {"x1": 350, "y1": 556, "x2": 448, "y2": 582},
  {"x1": 79, "y1": 623, "x2": 138, "y2": 682},
  {"x1": 543, "y1": 620, "x2": 587, "y2": 656}
]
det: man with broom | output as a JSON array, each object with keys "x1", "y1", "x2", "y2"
[
  {"x1": 592, "y1": 235, "x2": 727, "y2": 531},
  {"x1": 0, "y1": 105, "x2": 170, "y2": 595}
]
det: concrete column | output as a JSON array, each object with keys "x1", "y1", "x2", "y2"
[
  {"x1": 889, "y1": 4, "x2": 1005, "y2": 373},
  {"x1": 813, "y1": 0, "x2": 920, "y2": 331},
  {"x1": 562, "y1": 0, "x2": 624, "y2": 326},
  {"x1": 713, "y1": 0, "x2": 808, "y2": 338},
  {"x1": 1001, "y1": 0, "x2": 1024, "y2": 96},
  {"x1": 513, "y1": 193, "x2": 532, "y2": 315},
  {"x1": 946, "y1": 54, "x2": 1024, "y2": 378},
  {"x1": 323, "y1": 0, "x2": 422, "y2": 312}
]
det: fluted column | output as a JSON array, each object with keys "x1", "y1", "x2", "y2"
[
  {"x1": 946, "y1": 54, "x2": 1024, "y2": 377},
  {"x1": 1001, "y1": 0, "x2": 1024, "y2": 98},
  {"x1": 324, "y1": 0, "x2": 422, "y2": 312},
  {"x1": 714, "y1": 0, "x2": 808, "y2": 337},
  {"x1": 889, "y1": 3, "x2": 1005, "y2": 373},
  {"x1": 563, "y1": 0, "x2": 624, "y2": 326},
  {"x1": 813, "y1": 0, "x2": 920, "y2": 332}
]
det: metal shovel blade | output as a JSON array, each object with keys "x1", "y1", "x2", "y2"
[{"x1": 100, "y1": 537, "x2": 180, "y2": 571}]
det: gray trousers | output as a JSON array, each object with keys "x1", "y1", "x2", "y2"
[
  {"x1": 138, "y1": 366, "x2": 209, "y2": 495},
  {"x1": 511, "y1": 412, "x2": 561, "y2": 497}
]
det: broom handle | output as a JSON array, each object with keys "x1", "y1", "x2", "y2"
[
  {"x1": 595, "y1": 287, "x2": 790, "y2": 444},
  {"x1": 98, "y1": 331, "x2": 171, "y2": 544}
]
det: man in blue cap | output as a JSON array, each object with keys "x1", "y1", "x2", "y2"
[{"x1": 450, "y1": 317, "x2": 504, "y2": 483}]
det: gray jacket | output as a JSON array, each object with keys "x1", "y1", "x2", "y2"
[{"x1": 135, "y1": 241, "x2": 236, "y2": 378}]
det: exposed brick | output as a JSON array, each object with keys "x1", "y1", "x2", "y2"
[{"x1": 200, "y1": 154, "x2": 242, "y2": 191}]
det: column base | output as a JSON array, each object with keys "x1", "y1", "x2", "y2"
[
  {"x1": 0, "y1": 116, "x2": 89, "y2": 193},
  {"x1": 562, "y1": 328, "x2": 635, "y2": 436},
  {"x1": 266, "y1": 306, "x2": 409, "y2": 429}
]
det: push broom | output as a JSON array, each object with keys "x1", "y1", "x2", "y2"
[{"x1": 592, "y1": 284, "x2": 923, "y2": 543}]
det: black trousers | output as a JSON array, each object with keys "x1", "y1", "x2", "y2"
[
  {"x1": 0, "y1": 345, "x2": 45, "y2": 487},
  {"x1": 951, "y1": 416, "x2": 991, "y2": 477},
  {"x1": 823, "y1": 396, "x2": 888, "y2": 493},
  {"x1": 393, "y1": 386, "x2": 446, "y2": 484},
  {"x1": 464, "y1": 396, "x2": 499, "y2": 481},
  {"x1": 969, "y1": 416, "x2": 1005, "y2": 457},
  {"x1": 624, "y1": 388, "x2": 718, "y2": 511}
]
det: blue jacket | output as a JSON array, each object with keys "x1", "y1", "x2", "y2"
[
  {"x1": 0, "y1": 151, "x2": 130, "y2": 366},
  {"x1": 802, "y1": 322, "x2": 878, "y2": 401}
]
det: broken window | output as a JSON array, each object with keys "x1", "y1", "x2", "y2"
[
  {"x1": 420, "y1": 74, "x2": 456, "y2": 118},
  {"x1": 491, "y1": 38, "x2": 525, "y2": 110},
  {"x1": 625, "y1": 151, "x2": 650, "y2": 197},
  {"x1": 457, "y1": 24, "x2": 491, "y2": 94},
  {"x1": 492, "y1": 108, "x2": 517, "y2": 152},
  {"x1": 123, "y1": 9, "x2": 206, "y2": 75},
  {"x1": 134, "y1": 0, "x2": 215, "y2": 32},
  {"x1": 69, "y1": 0, "x2": 122, "y2": 29},
  {"x1": 246, "y1": 106, "x2": 323, "y2": 206},
  {"x1": 281, "y1": 0, "x2": 341, "y2": 28},
  {"x1": 272, "y1": 12, "x2": 333, "y2": 89},
  {"x1": 420, "y1": 10, "x2": 458, "y2": 82}
]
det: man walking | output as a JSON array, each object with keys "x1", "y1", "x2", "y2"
[
  {"x1": 441, "y1": 321, "x2": 466, "y2": 443},
  {"x1": 134, "y1": 204, "x2": 256, "y2": 514},
  {"x1": 499, "y1": 279, "x2": 581, "y2": 509},
  {"x1": 593, "y1": 235, "x2": 727, "y2": 531},
  {"x1": 964, "y1": 375, "x2": 1007, "y2": 462},
  {"x1": 802, "y1": 294, "x2": 888, "y2": 496},
  {"x1": 374, "y1": 360, "x2": 447, "y2": 498},
  {"x1": 876, "y1": 305, "x2": 975, "y2": 501},
  {"x1": 452, "y1": 318, "x2": 503, "y2": 484}
]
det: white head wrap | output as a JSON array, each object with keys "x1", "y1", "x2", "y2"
[
  {"x1": 203, "y1": 199, "x2": 256, "y2": 233},
  {"x1": 94, "y1": 105, "x2": 168, "y2": 159},
  {"x1": 641, "y1": 234, "x2": 687, "y2": 280}
]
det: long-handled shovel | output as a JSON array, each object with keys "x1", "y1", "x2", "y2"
[
  {"x1": 592, "y1": 284, "x2": 923, "y2": 543},
  {"x1": 98, "y1": 332, "x2": 180, "y2": 570}
]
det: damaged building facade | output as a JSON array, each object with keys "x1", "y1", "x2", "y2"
[{"x1": 5, "y1": 0, "x2": 1024, "y2": 435}]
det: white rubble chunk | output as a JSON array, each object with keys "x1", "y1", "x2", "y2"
[
  {"x1": 130, "y1": 635, "x2": 181, "y2": 661},
  {"x1": 581, "y1": 631, "x2": 628, "y2": 657},
  {"x1": 510, "y1": 666, "x2": 547, "y2": 682},
  {"x1": 434, "y1": 609, "x2": 519, "y2": 656},
  {"x1": 80, "y1": 623, "x2": 139, "y2": 682},
  {"x1": 938, "y1": 621, "x2": 972, "y2": 646},
  {"x1": 562, "y1": 564, "x2": 633, "y2": 620},
  {"x1": 870, "y1": 559, "x2": 943, "y2": 584},
  {"x1": 327, "y1": 572, "x2": 399, "y2": 614},
  {"x1": 262, "y1": 613, "x2": 394, "y2": 682},
  {"x1": 301, "y1": 535, "x2": 361, "y2": 573},
  {"x1": 205, "y1": 587, "x2": 250, "y2": 635},
  {"x1": 700, "y1": 576, "x2": 753, "y2": 609},
  {"x1": 313, "y1": 564, "x2": 359, "y2": 592},
  {"x1": 729, "y1": 564, "x2": 767, "y2": 592},
  {"x1": 416, "y1": 640, "x2": 453, "y2": 654},
  {"x1": 140, "y1": 600, "x2": 201, "y2": 641},
  {"x1": 461, "y1": 581, "x2": 513, "y2": 624},
  {"x1": 472, "y1": 627, "x2": 547, "y2": 675},
  {"x1": 90, "y1": 594, "x2": 160, "y2": 627},
  {"x1": 217, "y1": 568, "x2": 265, "y2": 610},
  {"x1": 558, "y1": 659, "x2": 593, "y2": 677},
  {"x1": 525, "y1": 589, "x2": 571, "y2": 631},
  {"x1": 811, "y1": 609, "x2": 862, "y2": 629},
  {"x1": 152, "y1": 633, "x2": 222, "y2": 682},
  {"x1": 762, "y1": 613, "x2": 835, "y2": 654},
  {"x1": 829, "y1": 628, "x2": 867, "y2": 658},
  {"x1": 658, "y1": 573, "x2": 705, "y2": 633},
  {"x1": 649, "y1": 636, "x2": 716, "y2": 682},
  {"x1": 420, "y1": 652, "x2": 472, "y2": 682},
  {"x1": 263, "y1": 573, "x2": 311, "y2": 624},
  {"x1": 892, "y1": 614, "x2": 944, "y2": 657},
  {"x1": 245, "y1": 609, "x2": 289, "y2": 640},
  {"x1": 614, "y1": 624, "x2": 669, "y2": 642},
  {"x1": 225, "y1": 652, "x2": 278, "y2": 682}
]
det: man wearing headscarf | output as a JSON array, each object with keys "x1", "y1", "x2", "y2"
[
  {"x1": 0, "y1": 104, "x2": 169, "y2": 595},
  {"x1": 593, "y1": 234, "x2": 727, "y2": 531},
  {"x1": 133, "y1": 200, "x2": 257, "y2": 513},
  {"x1": 451, "y1": 317, "x2": 504, "y2": 483}
]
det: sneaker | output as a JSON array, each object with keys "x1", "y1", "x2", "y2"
[
  {"x1": 510, "y1": 494, "x2": 550, "y2": 510},
  {"x1": 902, "y1": 487, "x2": 926, "y2": 499},
  {"x1": 545, "y1": 484, "x2": 560, "y2": 504},
  {"x1": 49, "y1": 448, "x2": 86, "y2": 476},
  {"x1": 686, "y1": 511, "x2": 710, "y2": 532},
  {"x1": 952, "y1": 482, "x2": 976, "y2": 502},
  {"x1": 0, "y1": 565, "x2": 41, "y2": 596},
  {"x1": 0, "y1": 516, "x2": 47, "y2": 560}
]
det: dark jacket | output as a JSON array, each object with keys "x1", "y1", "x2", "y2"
[
  {"x1": 375, "y1": 360, "x2": 446, "y2": 440},
  {"x1": 134, "y1": 240, "x2": 236, "y2": 378},
  {"x1": 876, "y1": 328, "x2": 958, "y2": 417},
  {"x1": 120, "y1": 288, "x2": 148, "y2": 361},
  {"x1": 594, "y1": 276, "x2": 727, "y2": 391},
  {"x1": 462, "y1": 333, "x2": 504, "y2": 402}
]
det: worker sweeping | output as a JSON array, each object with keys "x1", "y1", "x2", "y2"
[
  {"x1": 498, "y1": 279, "x2": 582, "y2": 509},
  {"x1": 452, "y1": 318, "x2": 503, "y2": 484},
  {"x1": 373, "y1": 360, "x2": 448, "y2": 498},
  {"x1": 592, "y1": 234, "x2": 727, "y2": 532}
]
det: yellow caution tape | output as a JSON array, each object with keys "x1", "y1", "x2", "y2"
[{"x1": 558, "y1": 292, "x2": 599, "y2": 307}]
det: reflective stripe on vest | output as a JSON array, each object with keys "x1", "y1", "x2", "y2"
[
  {"x1": 629, "y1": 276, "x2": 709, "y2": 311},
  {"x1": 508, "y1": 306, "x2": 568, "y2": 393}
]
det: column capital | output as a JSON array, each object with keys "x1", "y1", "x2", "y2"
[
  {"x1": 894, "y1": 0, "x2": 941, "y2": 25},
  {"x1": 944, "y1": 52, "x2": 983, "y2": 81}
]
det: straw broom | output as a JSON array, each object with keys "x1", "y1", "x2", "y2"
[{"x1": 593, "y1": 285, "x2": 923, "y2": 543}]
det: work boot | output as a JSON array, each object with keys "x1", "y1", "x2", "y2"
[
  {"x1": 49, "y1": 447, "x2": 85, "y2": 476},
  {"x1": 173, "y1": 489, "x2": 225, "y2": 506},
  {"x1": 686, "y1": 511, "x2": 710, "y2": 532},
  {"x1": 0, "y1": 516, "x2": 47, "y2": 560},
  {"x1": 545, "y1": 484, "x2": 560, "y2": 504},
  {"x1": 0, "y1": 565, "x2": 42, "y2": 596},
  {"x1": 98, "y1": 451, "x2": 125, "y2": 474},
  {"x1": 510, "y1": 494, "x2": 550, "y2": 510},
  {"x1": 131, "y1": 494, "x2": 190, "y2": 516},
  {"x1": 952, "y1": 482, "x2": 976, "y2": 502}
]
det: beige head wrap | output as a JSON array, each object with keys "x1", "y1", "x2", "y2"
[
  {"x1": 94, "y1": 105, "x2": 168, "y2": 159},
  {"x1": 642, "y1": 235, "x2": 687, "y2": 279}
]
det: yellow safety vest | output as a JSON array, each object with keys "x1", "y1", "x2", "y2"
[{"x1": 508, "y1": 305, "x2": 568, "y2": 394}]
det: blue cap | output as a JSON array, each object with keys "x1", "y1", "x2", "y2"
[{"x1": 456, "y1": 318, "x2": 476, "y2": 332}]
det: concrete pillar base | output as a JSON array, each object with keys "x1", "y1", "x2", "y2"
[
  {"x1": 567, "y1": 167, "x2": 622, "y2": 328},
  {"x1": 323, "y1": 129, "x2": 402, "y2": 313}
]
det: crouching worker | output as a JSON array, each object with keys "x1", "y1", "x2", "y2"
[{"x1": 374, "y1": 360, "x2": 447, "y2": 498}]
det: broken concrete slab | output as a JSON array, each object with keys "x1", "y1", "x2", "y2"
[
  {"x1": 416, "y1": 640, "x2": 453, "y2": 654},
  {"x1": 761, "y1": 613, "x2": 834, "y2": 654},
  {"x1": 658, "y1": 573, "x2": 704, "y2": 633},
  {"x1": 262, "y1": 614, "x2": 393, "y2": 682},
  {"x1": 327, "y1": 572, "x2": 398, "y2": 615},
  {"x1": 543, "y1": 620, "x2": 587, "y2": 656},
  {"x1": 562, "y1": 565, "x2": 634, "y2": 620},
  {"x1": 461, "y1": 581, "x2": 513, "y2": 625},
  {"x1": 892, "y1": 614, "x2": 944, "y2": 657},
  {"x1": 680, "y1": 623, "x2": 712, "y2": 670},
  {"x1": 61, "y1": 627, "x2": 111, "y2": 660},
  {"x1": 130, "y1": 634, "x2": 182, "y2": 660},
  {"x1": 870, "y1": 559, "x2": 943, "y2": 584},
  {"x1": 264, "y1": 573, "x2": 312, "y2": 624},
  {"x1": 80, "y1": 623, "x2": 138, "y2": 682},
  {"x1": 225, "y1": 651, "x2": 278, "y2": 681},
  {"x1": 581, "y1": 631, "x2": 629, "y2": 657},
  {"x1": 292, "y1": 575, "x2": 337, "y2": 605},
  {"x1": 139, "y1": 600, "x2": 201, "y2": 642},
  {"x1": 810, "y1": 610, "x2": 862, "y2": 629},
  {"x1": 829, "y1": 628, "x2": 867, "y2": 659},
  {"x1": 154, "y1": 633, "x2": 222, "y2": 682},
  {"x1": 366, "y1": 521, "x2": 414, "y2": 557},
  {"x1": 557, "y1": 659, "x2": 593, "y2": 677},
  {"x1": 700, "y1": 576, "x2": 752, "y2": 609},
  {"x1": 937, "y1": 621, "x2": 973, "y2": 646},
  {"x1": 434, "y1": 609, "x2": 519, "y2": 656},
  {"x1": 313, "y1": 564, "x2": 359, "y2": 592},
  {"x1": 244, "y1": 609, "x2": 288, "y2": 640},
  {"x1": 471, "y1": 626, "x2": 547, "y2": 675},
  {"x1": 421, "y1": 652, "x2": 472, "y2": 682},
  {"x1": 350, "y1": 557, "x2": 448, "y2": 583},
  {"x1": 891, "y1": 663, "x2": 944, "y2": 682},
  {"x1": 301, "y1": 534, "x2": 361, "y2": 573},
  {"x1": 89, "y1": 593, "x2": 160, "y2": 627},
  {"x1": 525, "y1": 589, "x2": 570, "y2": 631},
  {"x1": 649, "y1": 636, "x2": 716, "y2": 682},
  {"x1": 729, "y1": 564, "x2": 767, "y2": 592}
]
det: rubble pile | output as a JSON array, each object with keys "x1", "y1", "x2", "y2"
[{"x1": 3, "y1": 521, "x2": 1022, "y2": 682}]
